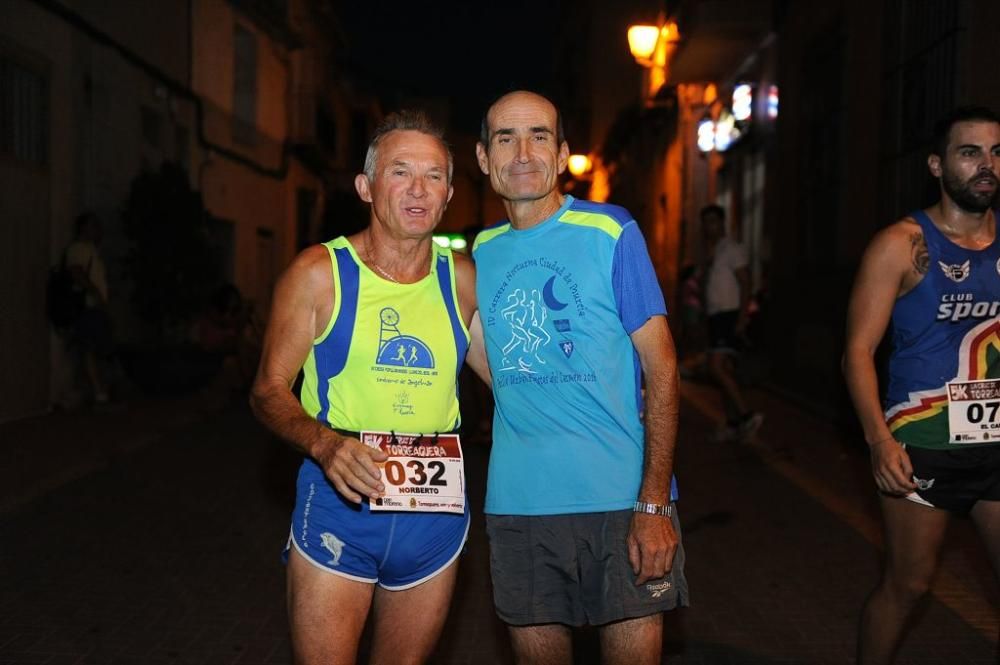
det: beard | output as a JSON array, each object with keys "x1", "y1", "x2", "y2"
[{"x1": 942, "y1": 170, "x2": 999, "y2": 213}]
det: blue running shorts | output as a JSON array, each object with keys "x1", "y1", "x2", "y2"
[{"x1": 285, "y1": 459, "x2": 469, "y2": 590}]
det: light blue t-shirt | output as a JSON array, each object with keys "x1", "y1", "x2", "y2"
[{"x1": 473, "y1": 195, "x2": 676, "y2": 515}]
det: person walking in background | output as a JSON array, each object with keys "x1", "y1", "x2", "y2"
[
  {"x1": 701, "y1": 204, "x2": 763, "y2": 442},
  {"x1": 65, "y1": 212, "x2": 114, "y2": 405}
]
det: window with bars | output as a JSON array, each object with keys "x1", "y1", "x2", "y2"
[
  {"x1": 0, "y1": 57, "x2": 48, "y2": 166},
  {"x1": 879, "y1": 0, "x2": 960, "y2": 218}
]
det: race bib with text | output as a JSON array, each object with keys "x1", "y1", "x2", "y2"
[{"x1": 363, "y1": 431, "x2": 465, "y2": 514}]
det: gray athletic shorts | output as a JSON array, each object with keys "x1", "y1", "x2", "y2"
[{"x1": 485, "y1": 508, "x2": 689, "y2": 626}]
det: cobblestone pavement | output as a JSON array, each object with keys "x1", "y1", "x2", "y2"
[{"x1": 0, "y1": 383, "x2": 996, "y2": 664}]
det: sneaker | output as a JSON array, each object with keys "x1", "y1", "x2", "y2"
[
  {"x1": 737, "y1": 412, "x2": 764, "y2": 441},
  {"x1": 710, "y1": 423, "x2": 739, "y2": 443}
]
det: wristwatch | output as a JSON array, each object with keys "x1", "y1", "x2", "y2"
[{"x1": 633, "y1": 500, "x2": 672, "y2": 517}]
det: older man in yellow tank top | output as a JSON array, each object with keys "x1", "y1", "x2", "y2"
[{"x1": 251, "y1": 111, "x2": 489, "y2": 664}]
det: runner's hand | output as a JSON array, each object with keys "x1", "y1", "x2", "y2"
[
  {"x1": 314, "y1": 435, "x2": 388, "y2": 503},
  {"x1": 627, "y1": 511, "x2": 678, "y2": 585},
  {"x1": 869, "y1": 438, "x2": 916, "y2": 495}
]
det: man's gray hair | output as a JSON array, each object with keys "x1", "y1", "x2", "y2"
[{"x1": 363, "y1": 110, "x2": 453, "y2": 183}]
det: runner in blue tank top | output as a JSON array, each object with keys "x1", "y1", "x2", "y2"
[
  {"x1": 251, "y1": 112, "x2": 489, "y2": 665},
  {"x1": 844, "y1": 106, "x2": 1000, "y2": 665}
]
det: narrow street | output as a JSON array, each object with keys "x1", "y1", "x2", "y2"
[{"x1": 0, "y1": 382, "x2": 996, "y2": 664}]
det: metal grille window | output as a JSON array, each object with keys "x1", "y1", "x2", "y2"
[
  {"x1": 0, "y1": 57, "x2": 48, "y2": 166},
  {"x1": 880, "y1": 0, "x2": 961, "y2": 218}
]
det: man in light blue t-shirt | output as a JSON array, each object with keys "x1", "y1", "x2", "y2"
[{"x1": 471, "y1": 90, "x2": 687, "y2": 664}]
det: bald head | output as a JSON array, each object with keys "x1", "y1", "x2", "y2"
[{"x1": 480, "y1": 90, "x2": 565, "y2": 150}]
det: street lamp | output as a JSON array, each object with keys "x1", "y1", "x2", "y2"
[
  {"x1": 627, "y1": 20, "x2": 679, "y2": 99},
  {"x1": 567, "y1": 154, "x2": 592, "y2": 177},
  {"x1": 627, "y1": 25, "x2": 660, "y2": 64}
]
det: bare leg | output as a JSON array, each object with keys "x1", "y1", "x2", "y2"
[
  {"x1": 969, "y1": 499, "x2": 1000, "y2": 665},
  {"x1": 599, "y1": 614, "x2": 662, "y2": 665},
  {"x1": 857, "y1": 495, "x2": 950, "y2": 665},
  {"x1": 508, "y1": 624, "x2": 573, "y2": 665},
  {"x1": 707, "y1": 351, "x2": 747, "y2": 416},
  {"x1": 84, "y1": 350, "x2": 108, "y2": 401},
  {"x1": 969, "y1": 499, "x2": 1000, "y2": 580},
  {"x1": 286, "y1": 547, "x2": 374, "y2": 665},
  {"x1": 369, "y1": 561, "x2": 459, "y2": 665}
]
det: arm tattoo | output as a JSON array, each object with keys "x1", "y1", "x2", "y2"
[{"x1": 910, "y1": 232, "x2": 929, "y2": 275}]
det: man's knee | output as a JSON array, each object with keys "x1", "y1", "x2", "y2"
[
  {"x1": 881, "y1": 567, "x2": 934, "y2": 603},
  {"x1": 509, "y1": 624, "x2": 572, "y2": 665},
  {"x1": 287, "y1": 549, "x2": 373, "y2": 664},
  {"x1": 599, "y1": 614, "x2": 662, "y2": 665}
]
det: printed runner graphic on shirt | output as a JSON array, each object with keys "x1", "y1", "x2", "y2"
[
  {"x1": 485, "y1": 256, "x2": 596, "y2": 387},
  {"x1": 499, "y1": 288, "x2": 551, "y2": 373},
  {"x1": 376, "y1": 307, "x2": 434, "y2": 368},
  {"x1": 371, "y1": 307, "x2": 439, "y2": 418}
]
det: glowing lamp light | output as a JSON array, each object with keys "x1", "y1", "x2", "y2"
[
  {"x1": 703, "y1": 83, "x2": 718, "y2": 105},
  {"x1": 732, "y1": 84, "x2": 753, "y2": 121},
  {"x1": 697, "y1": 119, "x2": 716, "y2": 152},
  {"x1": 714, "y1": 120, "x2": 733, "y2": 151},
  {"x1": 433, "y1": 234, "x2": 469, "y2": 252},
  {"x1": 567, "y1": 154, "x2": 592, "y2": 177},
  {"x1": 767, "y1": 85, "x2": 779, "y2": 119},
  {"x1": 714, "y1": 109, "x2": 739, "y2": 151},
  {"x1": 627, "y1": 25, "x2": 660, "y2": 62}
]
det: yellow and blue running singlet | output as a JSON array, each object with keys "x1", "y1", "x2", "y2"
[
  {"x1": 287, "y1": 236, "x2": 471, "y2": 589},
  {"x1": 300, "y1": 237, "x2": 468, "y2": 432}
]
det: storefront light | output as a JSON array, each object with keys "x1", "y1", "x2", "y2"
[
  {"x1": 433, "y1": 234, "x2": 468, "y2": 251},
  {"x1": 732, "y1": 84, "x2": 753, "y2": 121},
  {"x1": 767, "y1": 85, "x2": 779, "y2": 119},
  {"x1": 697, "y1": 119, "x2": 716, "y2": 152},
  {"x1": 715, "y1": 109, "x2": 741, "y2": 151}
]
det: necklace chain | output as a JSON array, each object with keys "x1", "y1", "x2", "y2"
[
  {"x1": 369, "y1": 258, "x2": 400, "y2": 283},
  {"x1": 366, "y1": 230, "x2": 401, "y2": 283}
]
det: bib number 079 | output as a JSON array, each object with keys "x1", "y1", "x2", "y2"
[
  {"x1": 966, "y1": 401, "x2": 1000, "y2": 424},
  {"x1": 384, "y1": 460, "x2": 448, "y2": 487}
]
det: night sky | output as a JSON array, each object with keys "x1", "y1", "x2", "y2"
[{"x1": 337, "y1": 0, "x2": 567, "y2": 133}]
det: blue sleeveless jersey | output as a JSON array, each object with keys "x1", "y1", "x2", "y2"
[
  {"x1": 473, "y1": 196, "x2": 676, "y2": 515},
  {"x1": 885, "y1": 210, "x2": 1000, "y2": 449}
]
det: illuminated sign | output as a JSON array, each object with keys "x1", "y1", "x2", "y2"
[
  {"x1": 697, "y1": 119, "x2": 716, "y2": 152},
  {"x1": 767, "y1": 85, "x2": 779, "y2": 119},
  {"x1": 714, "y1": 109, "x2": 738, "y2": 151},
  {"x1": 732, "y1": 84, "x2": 752, "y2": 121}
]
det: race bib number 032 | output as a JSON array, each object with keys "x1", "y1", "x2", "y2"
[
  {"x1": 362, "y1": 431, "x2": 465, "y2": 514},
  {"x1": 946, "y1": 378, "x2": 1000, "y2": 444}
]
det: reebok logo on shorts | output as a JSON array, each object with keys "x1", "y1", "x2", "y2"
[{"x1": 646, "y1": 580, "x2": 672, "y2": 598}]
